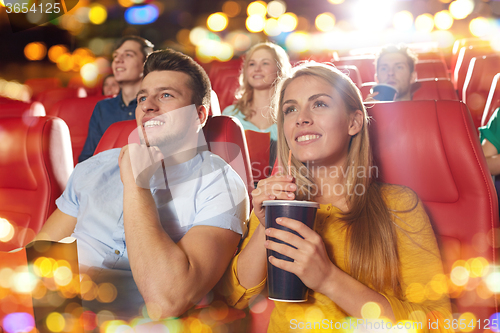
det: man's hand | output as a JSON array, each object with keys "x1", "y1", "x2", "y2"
[{"x1": 118, "y1": 144, "x2": 164, "y2": 189}]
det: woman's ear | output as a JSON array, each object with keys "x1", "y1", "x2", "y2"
[{"x1": 348, "y1": 110, "x2": 364, "y2": 136}]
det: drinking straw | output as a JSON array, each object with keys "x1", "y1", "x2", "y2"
[{"x1": 288, "y1": 150, "x2": 292, "y2": 176}]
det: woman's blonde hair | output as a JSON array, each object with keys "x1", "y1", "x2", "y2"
[
  {"x1": 232, "y1": 42, "x2": 291, "y2": 120},
  {"x1": 274, "y1": 62, "x2": 403, "y2": 297}
]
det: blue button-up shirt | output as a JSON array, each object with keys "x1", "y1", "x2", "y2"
[{"x1": 78, "y1": 91, "x2": 137, "y2": 163}]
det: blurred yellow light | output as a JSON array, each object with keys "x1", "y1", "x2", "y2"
[
  {"x1": 458, "y1": 312, "x2": 477, "y2": 332},
  {"x1": 89, "y1": 4, "x2": 107, "y2": 25},
  {"x1": 198, "y1": 39, "x2": 220, "y2": 58},
  {"x1": 0, "y1": 268, "x2": 13, "y2": 288},
  {"x1": 328, "y1": 0, "x2": 344, "y2": 3},
  {"x1": 406, "y1": 283, "x2": 426, "y2": 303},
  {"x1": 48, "y1": 45, "x2": 69, "y2": 63},
  {"x1": 247, "y1": 1, "x2": 267, "y2": 16},
  {"x1": 264, "y1": 18, "x2": 281, "y2": 36},
  {"x1": 13, "y1": 270, "x2": 37, "y2": 294},
  {"x1": 46, "y1": 312, "x2": 65, "y2": 332},
  {"x1": 315, "y1": 12, "x2": 335, "y2": 32},
  {"x1": 54, "y1": 266, "x2": 72, "y2": 286},
  {"x1": 177, "y1": 29, "x2": 191, "y2": 46},
  {"x1": 434, "y1": 10, "x2": 453, "y2": 30},
  {"x1": 215, "y1": 42, "x2": 234, "y2": 61},
  {"x1": 278, "y1": 12, "x2": 298, "y2": 32},
  {"x1": 415, "y1": 13, "x2": 434, "y2": 33},
  {"x1": 0, "y1": 218, "x2": 15, "y2": 242},
  {"x1": 439, "y1": 0, "x2": 452, "y2": 3},
  {"x1": 57, "y1": 54, "x2": 75, "y2": 72},
  {"x1": 451, "y1": 266, "x2": 469, "y2": 286},
  {"x1": 469, "y1": 17, "x2": 489, "y2": 37},
  {"x1": 484, "y1": 270, "x2": 500, "y2": 293},
  {"x1": 24, "y1": 42, "x2": 47, "y2": 61},
  {"x1": 0, "y1": 0, "x2": 4, "y2": 7},
  {"x1": 227, "y1": 31, "x2": 252, "y2": 51},
  {"x1": 118, "y1": 0, "x2": 134, "y2": 7},
  {"x1": 97, "y1": 283, "x2": 118, "y2": 303},
  {"x1": 222, "y1": 1, "x2": 240, "y2": 17},
  {"x1": 393, "y1": 10, "x2": 413, "y2": 31},
  {"x1": 267, "y1": 0, "x2": 286, "y2": 18},
  {"x1": 361, "y1": 302, "x2": 381, "y2": 319},
  {"x1": 285, "y1": 31, "x2": 310, "y2": 53},
  {"x1": 450, "y1": 0, "x2": 474, "y2": 20},
  {"x1": 189, "y1": 27, "x2": 209, "y2": 46},
  {"x1": 246, "y1": 14, "x2": 265, "y2": 33},
  {"x1": 207, "y1": 12, "x2": 228, "y2": 32},
  {"x1": 39, "y1": 257, "x2": 54, "y2": 277}
]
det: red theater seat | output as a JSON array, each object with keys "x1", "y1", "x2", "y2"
[
  {"x1": 453, "y1": 45, "x2": 495, "y2": 99},
  {"x1": 451, "y1": 38, "x2": 491, "y2": 78},
  {"x1": 49, "y1": 95, "x2": 107, "y2": 166},
  {"x1": 415, "y1": 60, "x2": 449, "y2": 80},
  {"x1": 482, "y1": 72, "x2": 500, "y2": 127},
  {"x1": 463, "y1": 54, "x2": 500, "y2": 130},
  {"x1": 368, "y1": 100, "x2": 498, "y2": 320},
  {"x1": 245, "y1": 130, "x2": 272, "y2": 183},
  {"x1": 0, "y1": 101, "x2": 45, "y2": 117},
  {"x1": 216, "y1": 75, "x2": 239, "y2": 111},
  {"x1": 35, "y1": 87, "x2": 87, "y2": 115},
  {"x1": 94, "y1": 116, "x2": 254, "y2": 198},
  {"x1": 360, "y1": 79, "x2": 458, "y2": 101},
  {"x1": 336, "y1": 65, "x2": 362, "y2": 88},
  {"x1": 333, "y1": 55, "x2": 376, "y2": 83},
  {"x1": 68, "y1": 76, "x2": 103, "y2": 96},
  {"x1": 24, "y1": 77, "x2": 62, "y2": 99},
  {"x1": 0, "y1": 117, "x2": 73, "y2": 251}
]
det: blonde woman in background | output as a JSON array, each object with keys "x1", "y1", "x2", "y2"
[{"x1": 222, "y1": 62, "x2": 452, "y2": 333}]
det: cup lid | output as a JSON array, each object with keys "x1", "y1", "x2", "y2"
[{"x1": 262, "y1": 200, "x2": 319, "y2": 208}]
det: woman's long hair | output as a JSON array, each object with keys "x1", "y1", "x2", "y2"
[
  {"x1": 274, "y1": 62, "x2": 403, "y2": 297},
  {"x1": 232, "y1": 42, "x2": 291, "y2": 120}
]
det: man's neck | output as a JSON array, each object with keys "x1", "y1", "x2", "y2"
[{"x1": 120, "y1": 81, "x2": 142, "y2": 106}]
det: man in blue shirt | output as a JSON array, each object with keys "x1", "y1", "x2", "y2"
[
  {"x1": 36, "y1": 49, "x2": 248, "y2": 320},
  {"x1": 78, "y1": 36, "x2": 154, "y2": 162}
]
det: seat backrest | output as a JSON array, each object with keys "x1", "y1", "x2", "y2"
[
  {"x1": 482, "y1": 72, "x2": 500, "y2": 127},
  {"x1": 49, "y1": 95, "x2": 107, "y2": 166},
  {"x1": 0, "y1": 117, "x2": 73, "y2": 251},
  {"x1": 245, "y1": 130, "x2": 271, "y2": 183},
  {"x1": 335, "y1": 65, "x2": 363, "y2": 88},
  {"x1": 360, "y1": 79, "x2": 458, "y2": 101},
  {"x1": 463, "y1": 54, "x2": 500, "y2": 130},
  {"x1": 453, "y1": 45, "x2": 495, "y2": 99},
  {"x1": 35, "y1": 87, "x2": 87, "y2": 115},
  {"x1": 94, "y1": 116, "x2": 254, "y2": 197},
  {"x1": 333, "y1": 56, "x2": 376, "y2": 83},
  {"x1": 451, "y1": 38, "x2": 491, "y2": 77},
  {"x1": 67, "y1": 76, "x2": 103, "y2": 96},
  {"x1": 415, "y1": 60, "x2": 449, "y2": 80},
  {"x1": 0, "y1": 101, "x2": 46, "y2": 117},
  {"x1": 217, "y1": 75, "x2": 240, "y2": 111},
  {"x1": 24, "y1": 78, "x2": 62, "y2": 99},
  {"x1": 368, "y1": 100, "x2": 498, "y2": 319}
]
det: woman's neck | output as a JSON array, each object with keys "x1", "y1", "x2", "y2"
[
  {"x1": 309, "y1": 162, "x2": 350, "y2": 211},
  {"x1": 247, "y1": 88, "x2": 275, "y2": 130}
]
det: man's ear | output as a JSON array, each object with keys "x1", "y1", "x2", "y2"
[
  {"x1": 410, "y1": 70, "x2": 417, "y2": 83},
  {"x1": 197, "y1": 105, "x2": 208, "y2": 125},
  {"x1": 348, "y1": 110, "x2": 364, "y2": 136}
]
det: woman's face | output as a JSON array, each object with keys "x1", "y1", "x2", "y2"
[
  {"x1": 282, "y1": 75, "x2": 361, "y2": 167},
  {"x1": 245, "y1": 48, "x2": 279, "y2": 91}
]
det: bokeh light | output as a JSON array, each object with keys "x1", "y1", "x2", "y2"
[
  {"x1": 247, "y1": 1, "x2": 267, "y2": 16},
  {"x1": 89, "y1": 4, "x2": 107, "y2": 25},
  {"x1": 361, "y1": 302, "x2": 381, "y2": 319},
  {"x1": 48, "y1": 45, "x2": 69, "y2": 63},
  {"x1": 278, "y1": 12, "x2": 298, "y2": 32},
  {"x1": 12, "y1": 270, "x2": 37, "y2": 294},
  {"x1": 484, "y1": 270, "x2": 500, "y2": 293},
  {"x1": 189, "y1": 27, "x2": 209, "y2": 46},
  {"x1": 97, "y1": 283, "x2": 118, "y2": 303},
  {"x1": 3, "y1": 313, "x2": 35, "y2": 333},
  {"x1": 490, "y1": 313, "x2": 500, "y2": 333},
  {"x1": 246, "y1": 14, "x2": 266, "y2": 33},
  {"x1": 415, "y1": 13, "x2": 435, "y2": 32},
  {"x1": 458, "y1": 312, "x2": 477, "y2": 332},
  {"x1": 222, "y1": 1, "x2": 240, "y2": 17},
  {"x1": 451, "y1": 265, "x2": 470, "y2": 286},
  {"x1": 24, "y1": 42, "x2": 47, "y2": 61},
  {"x1": 469, "y1": 17, "x2": 490, "y2": 37},
  {"x1": 328, "y1": 0, "x2": 344, "y2": 3},
  {"x1": 267, "y1": 0, "x2": 286, "y2": 18},
  {"x1": 449, "y1": 0, "x2": 474, "y2": 20},
  {"x1": 434, "y1": 10, "x2": 453, "y2": 30},
  {"x1": 207, "y1": 12, "x2": 228, "y2": 32},
  {"x1": 46, "y1": 312, "x2": 65, "y2": 332},
  {"x1": 285, "y1": 31, "x2": 310, "y2": 53},
  {"x1": 118, "y1": 0, "x2": 134, "y2": 8},
  {"x1": 264, "y1": 18, "x2": 281, "y2": 36},
  {"x1": 0, "y1": 217, "x2": 15, "y2": 242},
  {"x1": 125, "y1": 4, "x2": 159, "y2": 25},
  {"x1": 351, "y1": 0, "x2": 394, "y2": 32},
  {"x1": 393, "y1": 10, "x2": 413, "y2": 31},
  {"x1": 315, "y1": 13, "x2": 336, "y2": 32},
  {"x1": 215, "y1": 42, "x2": 234, "y2": 61}
]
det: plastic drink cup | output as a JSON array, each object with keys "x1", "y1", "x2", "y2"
[
  {"x1": 263, "y1": 200, "x2": 319, "y2": 302},
  {"x1": 371, "y1": 83, "x2": 397, "y2": 101}
]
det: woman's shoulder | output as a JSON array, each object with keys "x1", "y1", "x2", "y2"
[
  {"x1": 222, "y1": 105, "x2": 240, "y2": 116},
  {"x1": 379, "y1": 183, "x2": 420, "y2": 212}
]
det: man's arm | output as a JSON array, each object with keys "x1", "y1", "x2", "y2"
[
  {"x1": 34, "y1": 209, "x2": 77, "y2": 241},
  {"x1": 481, "y1": 139, "x2": 500, "y2": 175},
  {"x1": 119, "y1": 146, "x2": 241, "y2": 318}
]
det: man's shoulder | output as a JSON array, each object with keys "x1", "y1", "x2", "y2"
[
  {"x1": 95, "y1": 95, "x2": 121, "y2": 110},
  {"x1": 74, "y1": 149, "x2": 121, "y2": 175}
]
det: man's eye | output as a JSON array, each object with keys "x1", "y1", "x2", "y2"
[
  {"x1": 161, "y1": 93, "x2": 172, "y2": 98},
  {"x1": 138, "y1": 96, "x2": 146, "y2": 102}
]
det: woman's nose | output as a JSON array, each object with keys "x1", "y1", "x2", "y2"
[{"x1": 295, "y1": 108, "x2": 312, "y2": 125}]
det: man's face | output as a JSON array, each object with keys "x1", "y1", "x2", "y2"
[
  {"x1": 135, "y1": 70, "x2": 206, "y2": 148},
  {"x1": 376, "y1": 53, "x2": 417, "y2": 101},
  {"x1": 112, "y1": 40, "x2": 144, "y2": 85}
]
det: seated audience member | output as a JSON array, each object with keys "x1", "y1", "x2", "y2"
[
  {"x1": 222, "y1": 62, "x2": 452, "y2": 332},
  {"x1": 367, "y1": 44, "x2": 419, "y2": 101},
  {"x1": 479, "y1": 107, "x2": 500, "y2": 176},
  {"x1": 222, "y1": 42, "x2": 291, "y2": 177},
  {"x1": 102, "y1": 74, "x2": 120, "y2": 96},
  {"x1": 35, "y1": 49, "x2": 248, "y2": 319},
  {"x1": 79, "y1": 36, "x2": 154, "y2": 163}
]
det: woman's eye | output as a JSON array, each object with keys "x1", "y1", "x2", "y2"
[
  {"x1": 313, "y1": 100, "x2": 327, "y2": 108},
  {"x1": 283, "y1": 106, "x2": 296, "y2": 115}
]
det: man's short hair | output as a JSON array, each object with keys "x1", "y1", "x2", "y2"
[
  {"x1": 375, "y1": 44, "x2": 418, "y2": 73},
  {"x1": 114, "y1": 36, "x2": 154, "y2": 62},
  {"x1": 143, "y1": 49, "x2": 211, "y2": 110}
]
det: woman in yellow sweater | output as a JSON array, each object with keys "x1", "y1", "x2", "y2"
[{"x1": 222, "y1": 62, "x2": 452, "y2": 332}]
